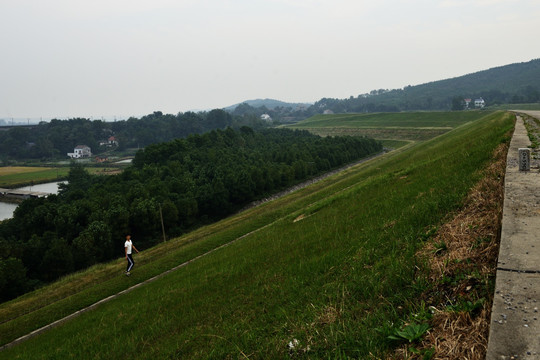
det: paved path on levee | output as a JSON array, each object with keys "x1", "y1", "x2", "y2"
[{"x1": 487, "y1": 111, "x2": 540, "y2": 359}]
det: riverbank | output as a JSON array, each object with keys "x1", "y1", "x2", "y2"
[
  {"x1": 0, "y1": 181, "x2": 65, "y2": 220},
  {"x1": 0, "y1": 188, "x2": 51, "y2": 202},
  {"x1": 0, "y1": 197, "x2": 24, "y2": 204}
]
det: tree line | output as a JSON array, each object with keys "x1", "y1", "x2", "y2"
[
  {"x1": 0, "y1": 127, "x2": 382, "y2": 302},
  {"x1": 0, "y1": 109, "x2": 266, "y2": 162},
  {"x1": 231, "y1": 85, "x2": 540, "y2": 118}
]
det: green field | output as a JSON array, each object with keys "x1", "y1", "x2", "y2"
[
  {"x1": 488, "y1": 103, "x2": 540, "y2": 111},
  {"x1": 285, "y1": 111, "x2": 490, "y2": 145},
  {"x1": 0, "y1": 111, "x2": 514, "y2": 358},
  {"x1": 0, "y1": 167, "x2": 69, "y2": 187},
  {"x1": 0, "y1": 166, "x2": 121, "y2": 187}
]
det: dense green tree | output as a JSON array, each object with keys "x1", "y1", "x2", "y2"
[
  {"x1": 451, "y1": 96, "x2": 465, "y2": 111},
  {"x1": 0, "y1": 257, "x2": 29, "y2": 302},
  {"x1": 206, "y1": 109, "x2": 232, "y2": 129},
  {"x1": 40, "y1": 237, "x2": 74, "y2": 282},
  {"x1": 73, "y1": 221, "x2": 113, "y2": 268}
]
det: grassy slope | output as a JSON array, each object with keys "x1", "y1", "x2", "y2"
[
  {"x1": 288, "y1": 111, "x2": 483, "y2": 129},
  {"x1": 0, "y1": 112, "x2": 513, "y2": 359},
  {"x1": 285, "y1": 111, "x2": 489, "y2": 145}
]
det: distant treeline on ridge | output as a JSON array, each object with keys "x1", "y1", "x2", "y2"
[
  {"x1": 0, "y1": 109, "x2": 264, "y2": 162},
  {"x1": 231, "y1": 59, "x2": 540, "y2": 118}
]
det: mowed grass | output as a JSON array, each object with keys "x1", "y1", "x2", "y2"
[
  {"x1": 286, "y1": 111, "x2": 490, "y2": 142},
  {"x1": 0, "y1": 111, "x2": 514, "y2": 359}
]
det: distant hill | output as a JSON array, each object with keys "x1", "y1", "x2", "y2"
[
  {"x1": 223, "y1": 59, "x2": 540, "y2": 119},
  {"x1": 224, "y1": 98, "x2": 312, "y2": 111},
  {"x1": 310, "y1": 58, "x2": 540, "y2": 113},
  {"x1": 224, "y1": 98, "x2": 313, "y2": 123}
]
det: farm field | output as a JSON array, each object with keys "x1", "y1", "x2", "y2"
[
  {"x1": 0, "y1": 167, "x2": 69, "y2": 187},
  {"x1": 489, "y1": 103, "x2": 540, "y2": 111},
  {"x1": 0, "y1": 111, "x2": 514, "y2": 358},
  {"x1": 0, "y1": 166, "x2": 120, "y2": 187},
  {"x1": 286, "y1": 111, "x2": 490, "y2": 145}
]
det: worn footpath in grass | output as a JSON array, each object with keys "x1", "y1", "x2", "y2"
[{"x1": 0, "y1": 112, "x2": 514, "y2": 359}]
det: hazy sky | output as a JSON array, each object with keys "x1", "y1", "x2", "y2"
[{"x1": 1, "y1": 0, "x2": 539, "y2": 120}]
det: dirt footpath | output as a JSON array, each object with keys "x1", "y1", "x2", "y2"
[{"x1": 486, "y1": 112, "x2": 540, "y2": 359}]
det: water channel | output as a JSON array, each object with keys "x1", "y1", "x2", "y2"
[{"x1": 0, "y1": 181, "x2": 65, "y2": 221}]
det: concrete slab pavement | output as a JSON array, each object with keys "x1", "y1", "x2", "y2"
[{"x1": 487, "y1": 113, "x2": 540, "y2": 359}]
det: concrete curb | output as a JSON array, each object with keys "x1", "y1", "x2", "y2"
[{"x1": 486, "y1": 112, "x2": 540, "y2": 359}]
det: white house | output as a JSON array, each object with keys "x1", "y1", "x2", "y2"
[
  {"x1": 108, "y1": 136, "x2": 118, "y2": 146},
  {"x1": 99, "y1": 136, "x2": 118, "y2": 147},
  {"x1": 260, "y1": 114, "x2": 272, "y2": 121},
  {"x1": 474, "y1": 98, "x2": 485, "y2": 108},
  {"x1": 68, "y1": 145, "x2": 92, "y2": 159}
]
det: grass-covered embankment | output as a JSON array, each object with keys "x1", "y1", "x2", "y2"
[
  {"x1": 286, "y1": 111, "x2": 490, "y2": 145},
  {"x1": 0, "y1": 111, "x2": 514, "y2": 358}
]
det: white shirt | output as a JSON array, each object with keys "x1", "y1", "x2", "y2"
[{"x1": 125, "y1": 240, "x2": 133, "y2": 255}]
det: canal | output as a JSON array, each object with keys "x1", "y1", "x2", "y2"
[{"x1": 0, "y1": 181, "x2": 65, "y2": 221}]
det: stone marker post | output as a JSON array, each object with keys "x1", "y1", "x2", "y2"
[{"x1": 518, "y1": 148, "x2": 531, "y2": 171}]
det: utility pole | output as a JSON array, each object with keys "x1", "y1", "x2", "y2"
[{"x1": 159, "y1": 203, "x2": 166, "y2": 242}]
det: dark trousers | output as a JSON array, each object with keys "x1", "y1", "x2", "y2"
[{"x1": 126, "y1": 253, "x2": 134, "y2": 272}]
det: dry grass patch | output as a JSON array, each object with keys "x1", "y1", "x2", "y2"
[{"x1": 392, "y1": 140, "x2": 508, "y2": 359}]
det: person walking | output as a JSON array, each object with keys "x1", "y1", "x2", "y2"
[{"x1": 124, "y1": 235, "x2": 139, "y2": 276}]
